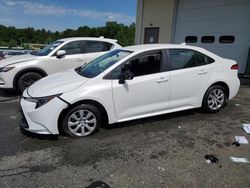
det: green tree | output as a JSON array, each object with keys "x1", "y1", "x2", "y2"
[
  {"x1": 0, "y1": 22, "x2": 136, "y2": 48},
  {"x1": 8, "y1": 39, "x2": 17, "y2": 48}
]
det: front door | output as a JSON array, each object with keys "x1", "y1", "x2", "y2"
[
  {"x1": 112, "y1": 51, "x2": 170, "y2": 121},
  {"x1": 41, "y1": 40, "x2": 85, "y2": 75}
]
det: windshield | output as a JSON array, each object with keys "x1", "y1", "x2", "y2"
[
  {"x1": 76, "y1": 49, "x2": 132, "y2": 78},
  {"x1": 32, "y1": 40, "x2": 64, "y2": 56}
]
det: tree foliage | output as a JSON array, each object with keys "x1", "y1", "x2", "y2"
[{"x1": 0, "y1": 22, "x2": 135, "y2": 48}]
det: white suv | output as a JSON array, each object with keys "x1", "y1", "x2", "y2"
[
  {"x1": 0, "y1": 37, "x2": 121, "y2": 92},
  {"x1": 20, "y1": 44, "x2": 240, "y2": 137}
]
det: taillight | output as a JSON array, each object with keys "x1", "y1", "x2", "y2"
[{"x1": 231, "y1": 64, "x2": 238, "y2": 70}]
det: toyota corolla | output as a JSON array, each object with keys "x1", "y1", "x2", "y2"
[{"x1": 20, "y1": 44, "x2": 240, "y2": 137}]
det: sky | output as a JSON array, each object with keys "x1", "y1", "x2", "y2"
[{"x1": 0, "y1": 0, "x2": 136, "y2": 31}]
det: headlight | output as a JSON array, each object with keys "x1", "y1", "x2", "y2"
[
  {"x1": 0, "y1": 66, "x2": 15, "y2": 72},
  {"x1": 23, "y1": 94, "x2": 61, "y2": 109}
]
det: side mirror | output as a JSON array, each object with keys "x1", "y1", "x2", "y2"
[
  {"x1": 118, "y1": 64, "x2": 134, "y2": 84},
  {"x1": 56, "y1": 50, "x2": 66, "y2": 59}
]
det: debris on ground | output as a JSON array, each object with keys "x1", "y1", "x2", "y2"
[
  {"x1": 230, "y1": 157, "x2": 250, "y2": 163},
  {"x1": 158, "y1": 166, "x2": 165, "y2": 172},
  {"x1": 235, "y1": 136, "x2": 249, "y2": 144},
  {"x1": 232, "y1": 141, "x2": 240, "y2": 147},
  {"x1": 205, "y1": 155, "x2": 219, "y2": 164},
  {"x1": 242, "y1": 124, "x2": 250, "y2": 134},
  {"x1": 86, "y1": 181, "x2": 110, "y2": 188}
]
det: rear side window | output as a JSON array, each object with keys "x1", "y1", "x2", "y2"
[
  {"x1": 169, "y1": 49, "x2": 214, "y2": 70},
  {"x1": 85, "y1": 41, "x2": 113, "y2": 53},
  {"x1": 60, "y1": 41, "x2": 82, "y2": 55}
]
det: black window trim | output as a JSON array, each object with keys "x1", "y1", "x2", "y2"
[
  {"x1": 103, "y1": 49, "x2": 169, "y2": 80},
  {"x1": 166, "y1": 48, "x2": 215, "y2": 71}
]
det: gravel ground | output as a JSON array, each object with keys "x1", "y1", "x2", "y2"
[{"x1": 0, "y1": 87, "x2": 250, "y2": 188}]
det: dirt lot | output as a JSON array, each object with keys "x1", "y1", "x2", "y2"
[{"x1": 0, "y1": 87, "x2": 250, "y2": 188}]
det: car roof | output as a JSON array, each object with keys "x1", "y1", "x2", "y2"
[
  {"x1": 123, "y1": 44, "x2": 206, "y2": 52},
  {"x1": 122, "y1": 44, "x2": 221, "y2": 59},
  {"x1": 58, "y1": 37, "x2": 118, "y2": 43}
]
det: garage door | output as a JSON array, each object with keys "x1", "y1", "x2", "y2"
[{"x1": 173, "y1": 0, "x2": 250, "y2": 74}]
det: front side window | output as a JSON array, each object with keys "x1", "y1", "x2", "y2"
[
  {"x1": 128, "y1": 52, "x2": 162, "y2": 77},
  {"x1": 60, "y1": 41, "x2": 82, "y2": 55},
  {"x1": 109, "y1": 52, "x2": 163, "y2": 79},
  {"x1": 169, "y1": 49, "x2": 214, "y2": 70},
  {"x1": 75, "y1": 49, "x2": 132, "y2": 78},
  {"x1": 32, "y1": 40, "x2": 64, "y2": 56},
  {"x1": 85, "y1": 41, "x2": 113, "y2": 53}
]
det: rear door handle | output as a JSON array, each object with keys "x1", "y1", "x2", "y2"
[
  {"x1": 157, "y1": 77, "x2": 169, "y2": 83},
  {"x1": 198, "y1": 70, "x2": 208, "y2": 75}
]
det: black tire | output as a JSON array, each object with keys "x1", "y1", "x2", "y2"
[
  {"x1": 17, "y1": 72, "x2": 43, "y2": 93},
  {"x1": 61, "y1": 104, "x2": 101, "y2": 137},
  {"x1": 202, "y1": 85, "x2": 227, "y2": 113}
]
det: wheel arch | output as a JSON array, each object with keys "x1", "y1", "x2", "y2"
[
  {"x1": 57, "y1": 99, "x2": 109, "y2": 135},
  {"x1": 208, "y1": 81, "x2": 230, "y2": 99},
  {"x1": 13, "y1": 67, "x2": 47, "y2": 89},
  {"x1": 201, "y1": 81, "x2": 230, "y2": 106}
]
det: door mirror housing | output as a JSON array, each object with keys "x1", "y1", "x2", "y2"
[
  {"x1": 56, "y1": 50, "x2": 66, "y2": 58},
  {"x1": 118, "y1": 64, "x2": 134, "y2": 84}
]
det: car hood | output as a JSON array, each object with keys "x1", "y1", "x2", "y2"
[
  {"x1": 0, "y1": 54, "x2": 37, "y2": 67},
  {"x1": 27, "y1": 69, "x2": 89, "y2": 97}
]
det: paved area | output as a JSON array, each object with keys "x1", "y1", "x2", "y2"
[{"x1": 0, "y1": 87, "x2": 250, "y2": 188}]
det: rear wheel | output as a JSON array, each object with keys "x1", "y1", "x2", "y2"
[
  {"x1": 202, "y1": 85, "x2": 227, "y2": 113},
  {"x1": 61, "y1": 104, "x2": 101, "y2": 137},
  {"x1": 17, "y1": 72, "x2": 43, "y2": 93}
]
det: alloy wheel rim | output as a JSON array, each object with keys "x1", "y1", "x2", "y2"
[
  {"x1": 67, "y1": 109, "x2": 97, "y2": 136},
  {"x1": 208, "y1": 89, "x2": 225, "y2": 110}
]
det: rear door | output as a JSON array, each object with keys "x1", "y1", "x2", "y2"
[{"x1": 168, "y1": 49, "x2": 214, "y2": 109}]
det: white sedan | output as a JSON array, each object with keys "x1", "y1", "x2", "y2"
[{"x1": 20, "y1": 44, "x2": 240, "y2": 137}]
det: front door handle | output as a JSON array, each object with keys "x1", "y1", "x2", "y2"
[
  {"x1": 157, "y1": 77, "x2": 169, "y2": 83},
  {"x1": 198, "y1": 70, "x2": 208, "y2": 75}
]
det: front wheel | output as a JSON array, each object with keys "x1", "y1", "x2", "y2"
[
  {"x1": 61, "y1": 104, "x2": 101, "y2": 137},
  {"x1": 17, "y1": 72, "x2": 43, "y2": 93},
  {"x1": 202, "y1": 85, "x2": 227, "y2": 113}
]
